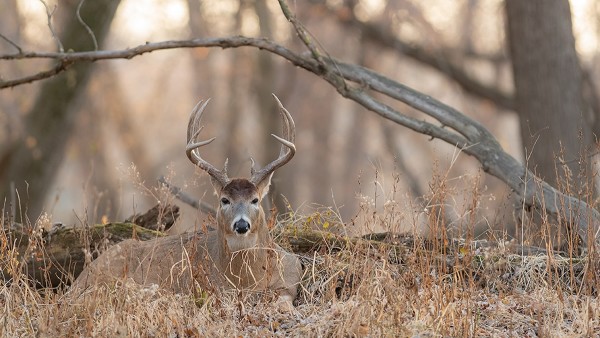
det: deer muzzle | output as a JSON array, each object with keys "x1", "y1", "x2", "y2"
[{"x1": 233, "y1": 219, "x2": 250, "y2": 234}]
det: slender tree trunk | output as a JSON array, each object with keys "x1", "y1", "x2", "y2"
[
  {"x1": 224, "y1": 3, "x2": 245, "y2": 170},
  {"x1": 255, "y1": 0, "x2": 278, "y2": 167},
  {"x1": 505, "y1": 0, "x2": 591, "y2": 194},
  {"x1": 82, "y1": 65, "x2": 156, "y2": 221},
  {"x1": 254, "y1": 0, "x2": 286, "y2": 212},
  {"x1": 0, "y1": 0, "x2": 121, "y2": 222},
  {"x1": 0, "y1": 0, "x2": 23, "y2": 143}
]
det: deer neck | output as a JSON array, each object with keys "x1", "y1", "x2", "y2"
[{"x1": 214, "y1": 218, "x2": 274, "y2": 289}]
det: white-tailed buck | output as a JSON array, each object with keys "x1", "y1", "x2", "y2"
[{"x1": 72, "y1": 94, "x2": 302, "y2": 304}]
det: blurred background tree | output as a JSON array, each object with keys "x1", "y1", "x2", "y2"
[
  {"x1": 0, "y1": 0, "x2": 121, "y2": 222},
  {"x1": 1, "y1": 0, "x2": 599, "y2": 237},
  {"x1": 506, "y1": 0, "x2": 593, "y2": 196}
]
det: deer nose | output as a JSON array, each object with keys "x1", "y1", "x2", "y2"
[{"x1": 233, "y1": 219, "x2": 250, "y2": 234}]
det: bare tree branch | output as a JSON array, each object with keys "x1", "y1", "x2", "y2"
[
  {"x1": 0, "y1": 33, "x2": 22, "y2": 53},
  {"x1": 0, "y1": 61, "x2": 70, "y2": 88},
  {"x1": 330, "y1": 7, "x2": 515, "y2": 110},
  {"x1": 279, "y1": 0, "x2": 326, "y2": 68},
  {"x1": 1, "y1": 1, "x2": 597, "y2": 244},
  {"x1": 76, "y1": 0, "x2": 98, "y2": 51},
  {"x1": 39, "y1": 0, "x2": 64, "y2": 53},
  {"x1": 0, "y1": 37, "x2": 307, "y2": 89},
  {"x1": 0, "y1": 37, "x2": 289, "y2": 61},
  {"x1": 158, "y1": 176, "x2": 216, "y2": 217}
]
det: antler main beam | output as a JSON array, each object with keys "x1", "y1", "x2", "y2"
[
  {"x1": 250, "y1": 94, "x2": 296, "y2": 185},
  {"x1": 186, "y1": 99, "x2": 230, "y2": 187}
]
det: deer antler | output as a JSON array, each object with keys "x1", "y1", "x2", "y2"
[
  {"x1": 250, "y1": 94, "x2": 296, "y2": 185},
  {"x1": 186, "y1": 99, "x2": 230, "y2": 187}
]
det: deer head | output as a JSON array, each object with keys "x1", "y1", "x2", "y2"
[{"x1": 186, "y1": 94, "x2": 296, "y2": 251}]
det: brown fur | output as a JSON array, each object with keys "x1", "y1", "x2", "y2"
[
  {"x1": 71, "y1": 178, "x2": 302, "y2": 302},
  {"x1": 73, "y1": 95, "x2": 301, "y2": 304},
  {"x1": 72, "y1": 227, "x2": 301, "y2": 299}
]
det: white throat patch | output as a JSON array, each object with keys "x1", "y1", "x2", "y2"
[{"x1": 226, "y1": 233, "x2": 258, "y2": 252}]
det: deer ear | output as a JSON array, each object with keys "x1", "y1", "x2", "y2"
[
  {"x1": 210, "y1": 176, "x2": 225, "y2": 195},
  {"x1": 256, "y1": 172, "x2": 273, "y2": 200}
]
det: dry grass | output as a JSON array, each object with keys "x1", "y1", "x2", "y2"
[{"x1": 2, "y1": 172, "x2": 599, "y2": 337}]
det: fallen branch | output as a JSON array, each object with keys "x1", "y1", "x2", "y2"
[
  {"x1": 158, "y1": 176, "x2": 216, "y2": 217},
  {"x1": 124, "y1": 203, "x2": 180, "y2": 231}
]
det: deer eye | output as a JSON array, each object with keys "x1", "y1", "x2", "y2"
[
  {"x1": 221, "y1": 198, "x2": 230, "y2": 205},
  {"x1": 251, "y1": 198, "x2": 259, "y2": 205}
]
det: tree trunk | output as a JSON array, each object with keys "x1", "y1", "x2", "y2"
[
  {"x1": 0, "y1": 0, "x2": 121, "y2": 222},
  {"x1": 505, "y1": 0, "x2": 591, "y2": 194},
  {"x1": 253, "y1": 0, "x2": 287, "y2": 213}
]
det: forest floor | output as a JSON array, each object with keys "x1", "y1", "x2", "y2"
[{"x1": 1, "y1": 181, "x2": 599, "y2": 337}]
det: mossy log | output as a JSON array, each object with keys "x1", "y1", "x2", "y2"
[
  {"x1": 1, "y1": 208, "x2": 575, "y2": 289},
  {"x1": 1, "y1": 223, "x2": 164, "y2": 288},
  {"x1": 3, "y1": 221, "x2": 411, "y2": 288},
  {"x1": 1, "y1": 203, "x2": 178, "y2": 288}
]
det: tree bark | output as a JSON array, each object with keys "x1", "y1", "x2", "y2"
[
  {"x1": 2, "y1": 222, "x2": 165, "y2": 288},
  {"x1": 505, "y1": 0, "x2": 591, "y2": 193},
  {"x1": 253, "y1": 0, "x2": 289, "y2": 213},
  {"x1": 2, "y1": 203, "x2": 177, "y2": 288},
  {"x1": 0, "y1": 0, "x2": 121, "y2": 222}
]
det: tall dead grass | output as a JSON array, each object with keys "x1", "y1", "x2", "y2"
[{"x1": 1, "y1": 167, "x2": 599, "y2": 337}]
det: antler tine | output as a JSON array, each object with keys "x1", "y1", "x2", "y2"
[
  {"x1": 186, "y1": 99, "x2": 230, "y2": 186},
  {"x1": 250, "y1": 94, "x2": 296, "y2": 185},
  {"x1": 275, "y1": 93, "x2": 296, "y2": 153}
]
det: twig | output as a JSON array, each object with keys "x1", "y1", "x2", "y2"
[
  {"x1": 158, "y1": 176, "x2": 216, "y2": 217},
  {"x1": 76, "y1": 0, "x2": 98, "y2": 51},
  {"x1": 277, "y1": 0, "x2": 351, "y2": 93},
  {"x1": 278, "y1": 0, "x2": 349, "y2": 93},
  {"x1": 0, "y1": 61, "x2": 69, "y2": 89},
  {"x1": 10, "y1": 181, "x2": 16, "y2": 225},
  {"x1": 0, "y1": 37, "x2": 293, "y2": 61},
  {"x1": 0, "y1": 33, "x2": 22, "y2": 54},
  {"x1": 277, "y1": 0, "x2": 325, "y2": 67},
  {"x1": 39, "y1": 0, "x2": 64, "y2": 53}
]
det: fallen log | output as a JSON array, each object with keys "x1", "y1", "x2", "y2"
[
  {"x1": 1, "y1": 222, "x2": 164, "y2": 288},
  {"x1": 1, "y1": 203, "x2": 175, "y2": 288},
  {"x1": 1, "y1": 204, "x2": 584, "y2": 289},
  {"x1": 125, "y1": 203, "x2": 180, "y2": 231}
]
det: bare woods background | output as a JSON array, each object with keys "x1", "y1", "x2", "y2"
[{"x1": 1, "y1": 0, "x2": 599, "y2": 235}]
